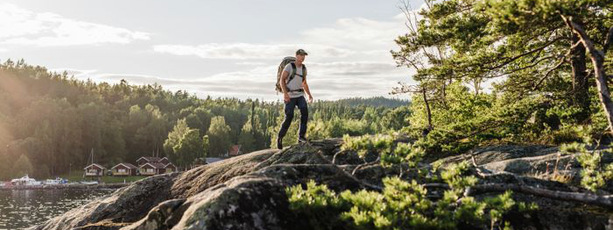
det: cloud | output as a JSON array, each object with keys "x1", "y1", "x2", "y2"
[
  {"x1": 48, "y1": 68, "x2": 97, "y2": 76},
  {"x1": 45, "y1": 11, "x2": 417, "y2": 101},
  {"x1": 0, "y1": 3, "x2": 150, "y2": 47},
  {"x1": 300, "y1": 17, "x2": 406, "y2": 51},
  {"x1": 153, "y1": 43, "x2": 353, "y2": 60},
  {"x1": 152, "y1": 15, "x2": 406, "y2": 61},
  {"x1": 236, "y1": 61, "x2": 268, "y2": 66},
  {"x1": 310, "y1": 61, "x2": 400, "y2": 76},
  {"x1": 59, "y1": 60, "x2": 413, "y2": 101}
]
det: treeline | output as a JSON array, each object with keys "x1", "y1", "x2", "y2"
[
  {"x1": 333, "y1": 97, "x2": 409, "y2": 108},
  {"x1": 0, "y1": 59, "x2": 410, "y2": 180}
]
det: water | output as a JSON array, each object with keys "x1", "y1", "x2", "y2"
[{"x1": 0, "y1": 189, "x2": 115, "y2": 229}]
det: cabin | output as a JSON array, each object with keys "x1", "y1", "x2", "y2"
[
  {"x1": 164, "y1": 163, "x2": 178, "y2": 173},
  {"x1": 136, "y1": 157, "x2": 161, "y2": 166},
  {"x1": 84, "y1": 164, "x2": 106, "y2": 177},
  {"x1": 111, "y1": 163, "x2": 138, "y2": 176},
  {"x1": 228, "y1": 145, "x2": 242, "y2": 157},
  {"x1": 158, "y1": 157, "x2": 171, "y2": 165},
  {"x1": 139, "y1": 163, "x2": 166, "y2": 176}
]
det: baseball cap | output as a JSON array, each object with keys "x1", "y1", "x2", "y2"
[{"x1": 296, "y1": 49, "x2": 308, "y2": 55}]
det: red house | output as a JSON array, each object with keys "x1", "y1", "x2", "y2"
[
  {"x1": 139, "y1": 163, "x2": 166, "y2": 176},
  {"x1": 164, "y1": 163, "x2": 178, "y2": 173},
  {"x1": 84, "y1": 164, "x2": 106, "y2": 177},
  {"x1": 158, "y1": 157, "x2": 171, "y2": 165},
  {"x1": 136, "y1": 157, "x2": 161, "y2": 166},
  {"x1": 228, "y1": 145, "x2": 242, "y2": 156},
  {"x1": 111, "y1": 163, "x2": 138, "y2": 176}
]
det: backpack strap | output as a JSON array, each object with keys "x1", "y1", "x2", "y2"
[
  {"x1": 287, "y1": 63, "x2": 306, "y2": 92},
  {"x1": 288, "y1": 62, "x2": 297, "y2": 84}
]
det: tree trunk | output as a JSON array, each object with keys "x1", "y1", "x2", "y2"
[
  {"x1": 422, "y1": 86, "x2": 433, "y2": 133},
  {"x1": 563, "y1": 16, "x2": 613, "y2": 134},
  {"x1": 570, "y1": 33, "x2": 590, "y2": 123}
]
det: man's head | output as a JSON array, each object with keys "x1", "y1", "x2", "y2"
[{"x1": 295, "y1": 49, "x2": 308, "y2": 63}]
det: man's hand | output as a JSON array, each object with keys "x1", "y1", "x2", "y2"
[
  {"x1": 308, "y1": 95, "x2": 313, "y2": 103},
  {"x1": 284, "y1": 93, "x2": 290, "y2": 103}
]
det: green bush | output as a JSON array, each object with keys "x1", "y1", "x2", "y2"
[
  {"x1": 562, "y1": 143, "x2": 613, "y2": 191},
  {"x1": 289, "y1": 135, "x2": 536, "y2": 229}
]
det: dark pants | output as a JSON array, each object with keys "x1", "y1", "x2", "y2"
[{"x1": 278, "y1": 96, "x2": 308, "y2": 140}]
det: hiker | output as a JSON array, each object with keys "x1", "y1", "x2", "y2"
[{"x1": 276, "y1": 49, "x2": 313, "y2": 149}]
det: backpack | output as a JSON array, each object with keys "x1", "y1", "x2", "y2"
[{"x1": 275, "y1": 56, "x2": 307, "y2": 93}]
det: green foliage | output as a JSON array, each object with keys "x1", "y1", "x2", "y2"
[
  {"x1": 392, "y1": 0, "x2": 613, "y2": 156},
  {"x1": 164, "y1": 119, "x2": 190, "y2": 159},
  {"x1": 382, "y1": 142, "x2": 425, "y2": 168},
  {"x1": 163, "y1": 119, "x2": 206, "y2": 167},
  {"x1": 440, "y1": 161, "x2": 478, "y2": 193},
  {"x1": 561, "y1": 143, "x2": 613, "y2": 192},
  {"x1": 202, "y1": 135, "x2": 209, "y2": 158},
  {"x1": 286, "y1": 180, "x2": 348, "y2": 230},
  {"x1": 207, "y1": 116, "x2": 232, "y2": 157},
  {"x1": 292, "y1": 135, "x2": 536, "y2": 229},
  {"x1": 238, "y1": 121, "x2": 256, "y2": 152},
  {"x1": 341, "y1": 134, "x2": 394, "y2": 159},
  {"x1": 288, "y1": 174, "x2": 530, "y2": 230},
  {"x1": 173, "y1": 129, "x2": 204, "y2": 167}
]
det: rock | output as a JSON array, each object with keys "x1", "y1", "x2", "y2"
[
  {"x1": 433, "y1": 145, "x2": 556, "y2": 166},
  {"x1": 30, "y1": 173, "x2": 177, "y2": 230},
  {"x1": 30, "y1": 140, "x2": 613, "y2": 230},
  {"x1": 125, "y1": 199, "x2": 186, "y2": 230},
  {"x1": 171, "y1": 149, "x2": 278, "y2": 199}
]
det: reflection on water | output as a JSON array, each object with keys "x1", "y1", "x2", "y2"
[{"x1": 0, "y1": 189, "x2": 114, "y2": 229}]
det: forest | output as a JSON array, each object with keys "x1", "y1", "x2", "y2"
[{"x1": 0, "y1": 60, "x2": 410, "y2": 179}]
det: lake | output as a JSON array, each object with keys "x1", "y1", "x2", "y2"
[{"x1": 0, "y1": 189, "x2": 115, "y2": 229}]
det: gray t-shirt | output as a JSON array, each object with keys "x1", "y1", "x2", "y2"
[{"x1": 283, "y1": 63, "x2": 305, "y2": 98}]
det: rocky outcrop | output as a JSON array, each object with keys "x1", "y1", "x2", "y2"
[{"x1": 30, "y1": 140, "x2": 613, "y2": 230}]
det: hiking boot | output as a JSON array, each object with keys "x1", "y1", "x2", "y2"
[
  {"x1": 276, "y1": 138, "x2": 283, "y2": 149},
  {"x1": 298, "y1": 136, "x2": 308, "y2": 143}
]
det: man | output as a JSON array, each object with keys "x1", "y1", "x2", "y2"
[{"x1": 277, "y1": 49, "x2": 313, "y2": 149}]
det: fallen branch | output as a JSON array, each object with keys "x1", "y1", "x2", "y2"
[
  {"x1": 352, "y1": 157, "x2": 380, "y2": 176},
  {"x1": 424, "y1": 182, "x2": 613, "y2": 208},
  {"x1": 469, "y1": 183, "x2": 613, "y2": 208}
]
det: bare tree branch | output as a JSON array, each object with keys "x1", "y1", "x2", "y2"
[
  {"x1": 532, "y1": 57, "x2": 568, "y2": 90},
  {"x1": 486, "y1": 38, "x2": 563, "y2": 71},
  {"x1": 351, "y1": 157, "x2": 380, "y2": 176}
]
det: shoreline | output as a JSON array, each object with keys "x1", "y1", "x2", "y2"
[{"x1": 0, "y1": 183, "x2": 129, "y2": 190}]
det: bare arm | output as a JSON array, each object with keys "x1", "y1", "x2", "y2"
[
  {"x1": 302, "y1": 78, "x2": 313, "y2": 102},
  {"x1": 281, "y1": 70, "x2": 290, "y2": 102}
]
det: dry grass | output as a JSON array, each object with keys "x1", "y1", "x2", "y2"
[{"x1": 530, "y1": 152, "x2": 576, "y2": 183}]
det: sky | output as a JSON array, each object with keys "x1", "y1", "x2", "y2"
[{"x1": 0, "y1": 0, "x2": 423, "y2": 101}]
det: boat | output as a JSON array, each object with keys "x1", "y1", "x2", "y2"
[
  {"x1": 44, "y1": 177, "x2": 68, "y2": 185},
  {"x1": 80, "y1": 181, "x2": 99, "y2": 185},
  {"x1": 10, "y1": 175, "x2": 42, "y2": 186}
]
